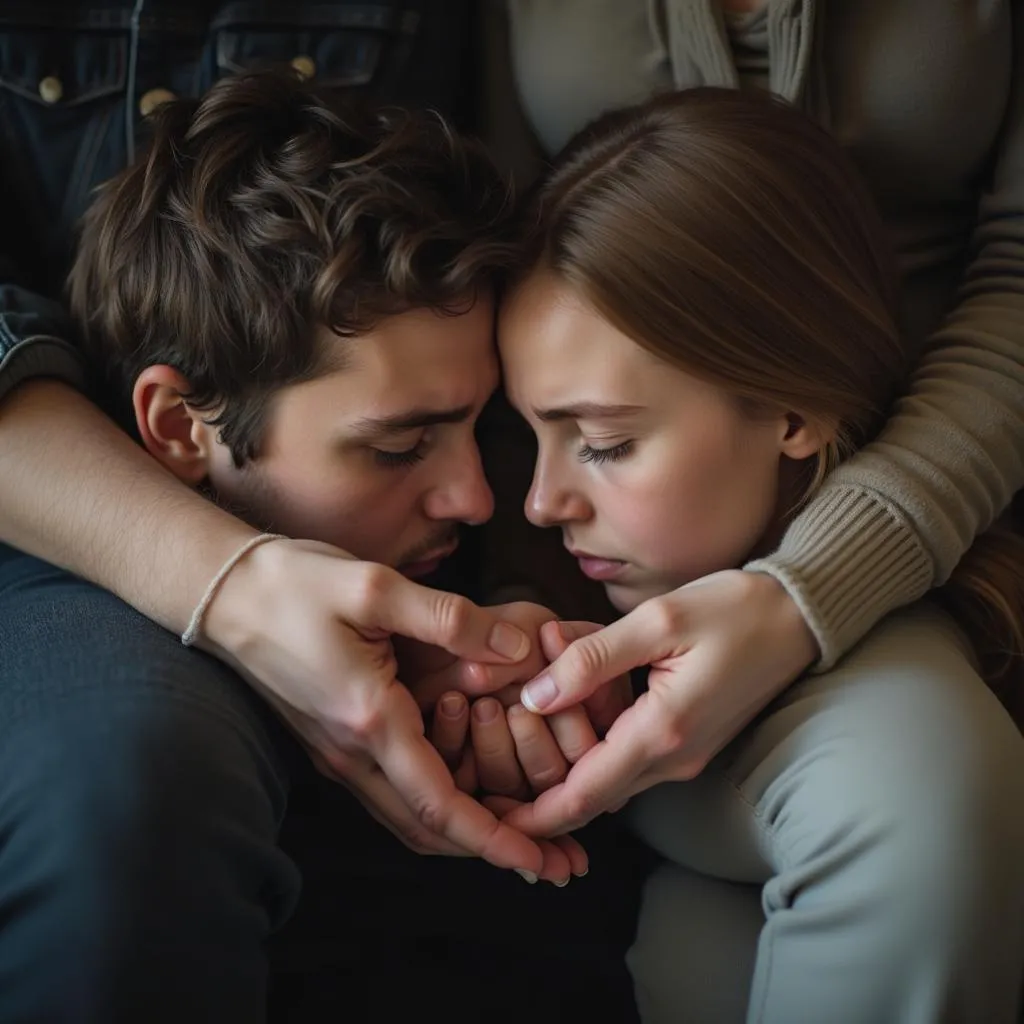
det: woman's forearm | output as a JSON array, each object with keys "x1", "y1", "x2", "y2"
[{"x1": 0, "y1": 379, "x2": 257, "y2": 632}]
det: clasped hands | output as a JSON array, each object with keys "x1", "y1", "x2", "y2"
[
  {"x1": 398, "y1": 571, "x2": 818, "y2": 875},
  {"x1": 397, "y1": 601, "x2": 633, "y2": 884},
  {"x1": 206, "y1": 540, "x2": 816, "y2": 887}
]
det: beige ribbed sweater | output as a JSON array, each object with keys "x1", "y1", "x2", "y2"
[{"x1": 501, "y1": 0, "x2": 1024, "y2": 666}]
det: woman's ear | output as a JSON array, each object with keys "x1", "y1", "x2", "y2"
[
  {"x1": 132, "y1": 366, "x2": 216, "y2": 486},
  {"x1": 779, "y1": 411, "x2": 835, "y2": 461}
]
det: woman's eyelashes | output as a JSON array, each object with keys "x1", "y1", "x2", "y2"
[{"x1": 578, "y1": 439, "x2": 634, "y2": 464}]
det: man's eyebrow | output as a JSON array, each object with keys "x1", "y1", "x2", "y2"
[
  {"x1": 533, "y1": 402, "x2": 646, "y2": 423},
  {"x1": 349, "y1": 405, "x2": 475, "y2": 436}
]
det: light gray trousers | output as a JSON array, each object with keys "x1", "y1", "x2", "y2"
[{"x1": 625, "y1": 606, "x2": 1024, "y2": 1024}]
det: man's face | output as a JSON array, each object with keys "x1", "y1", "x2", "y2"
[{"x1": 206, "y1": 299, "x2": 498, "y2": 576}]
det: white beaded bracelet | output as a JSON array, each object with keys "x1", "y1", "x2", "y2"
[{"x1": 181, "y1": 533, "x2": 286, "y2": 647}]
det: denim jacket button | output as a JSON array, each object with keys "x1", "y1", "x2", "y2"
[
  {"x1": 38, "y1": 76, "x2": 64, "y2": 104},
  {"x1": 290, "y1": 55, "x2": 316, "y2": 80},
  {"x1": 139, "y1": 87, "x2": 177, "y2": 117}
]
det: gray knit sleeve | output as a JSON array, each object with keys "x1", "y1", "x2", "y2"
[{"x1": 747, "y1": 5, "x2": 1024, "y2": 667}]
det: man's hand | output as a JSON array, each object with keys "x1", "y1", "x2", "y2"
[
  {"x1": 413, "y1": 610, "x2": 633, "y2": 809},
  {"x1": 433, "y1": 691, "x2": 599, "y2": 800},
  {"x1": 400, "y1": 600, "x2": 558, "y2": 709},
  {"x1": 403, "y1": 604, "x2": 632, "y2": 732},
  {"x1": 401, "y1": 601, "x2": 596, "y2": 802},
  {"x1": 430, "y1": 691, "x2": 589, "y2": 883},
  {"x1": 502, "y1": 571, "x2": 819, "y2": 837},
  {"x1": 467, "y1": 619, "x2": 633, "y2": 800},
  {"x1": 199, "y1": 538, "x2": 558, "y2": 877}
]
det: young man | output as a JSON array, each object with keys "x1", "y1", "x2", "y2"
[
  {"x1": 56, "y1": 69, "x2": 645, "y2": 1020},
  {"x1": 71, "y1": 71, "x2": 506, "y2": 576}
]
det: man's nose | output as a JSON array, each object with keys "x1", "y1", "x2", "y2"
[{"x1": 425, "y1": 442, "x2": 495, "y2": 525}]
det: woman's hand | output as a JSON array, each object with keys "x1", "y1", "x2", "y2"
[
  {"x1": 406, "y1": 608, "x2": 632, "y2": 799},
  {"x1": 399, "y1": 600, "x2": 560, "y2": 709},
  {"x1": 503, "y1": 570, "x2": 819, "y2": 837},
  {"x1": 430, "y1": 690, "x2": 589, "y2": 883},
  {"x1": 405, "y1": 603, "x2": 609, "y2": 792},
  {"x1": 466, "y1": 620, "x2": 634, "y2": 801},
  {"x1": 393, "y1": 600, "x2": 594, "y2": 882}
]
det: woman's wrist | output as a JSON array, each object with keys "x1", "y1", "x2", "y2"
[{"x1": 744, "y1": 569, "x2": 820, "y2": 674}]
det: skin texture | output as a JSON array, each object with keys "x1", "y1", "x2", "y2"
[
  {"x1": 501, "y1": 273, "x2": 820, "y2": 611},
  {"x1": 0, "y1": 376, "x2": 584, "y2": 877},
  {"x1": 495, "y1": 273, "x2": 820, "y2": 837},
  {"x1": 134, "y1": 301, "x2": 499, "y2": 575},
  {"x1": 132, "y1": 296, "x2": 594, "y2": 882}
]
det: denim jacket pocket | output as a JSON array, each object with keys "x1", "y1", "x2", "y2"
[
  {"x1": 0, "y1": 28, "x2": 125, "y2": 108},
  {"x1": 0, "y1": 27, "x2": 128, "y2": 294},
  {"x1": 214, "y1": 2, "x2": 420, "y2": 91}
]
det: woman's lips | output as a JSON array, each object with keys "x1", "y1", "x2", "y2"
[{"x1": 572, "y1": 552, "x2": 628, "y2": 581}]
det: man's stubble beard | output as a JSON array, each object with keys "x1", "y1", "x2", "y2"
[{"x1": 201, "y1": 468, "x2": 462, "y2": 569}]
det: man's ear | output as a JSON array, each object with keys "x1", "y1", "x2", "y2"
[
  {"x1": 132, "y1": 365, "x2": 216, "y2": 486},
  {"x1": 778, "y1": 411, "x2": 836, "y2": 461}
]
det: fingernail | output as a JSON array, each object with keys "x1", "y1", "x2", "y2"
[
  {"x1": 439, "y1": 694, "x2": 463, "y2": 718},
  {"x1": 521, "y1": 673, "x2": 558, "y2": 713},
  {"x1": 489, "y1": 622, "x2": 529, "y2": 661},
  {"x1": 574, "y1": 868, "x2": 589, "y2": 879},
  {"x1": 515, "y1": 869, "x2": 538, "y2": 884},
  {"x1": 552, "y1": 878, "x2": 570, "y2": 888},
  {"x1": 474, "y1": 698, "x2": 499, "y2": 724}
]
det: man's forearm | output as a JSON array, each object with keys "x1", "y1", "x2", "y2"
[{"x1": 0, "y1": 379, "x2": 257, "y2": 633}]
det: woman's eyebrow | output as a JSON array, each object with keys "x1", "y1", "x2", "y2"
[{"x1": 533, "y1": 402, "x2": 645, "y2": 422}]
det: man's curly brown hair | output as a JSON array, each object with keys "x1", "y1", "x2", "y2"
[{"x1": 69, "y1": 69, "x2": 518, "y2": 465}]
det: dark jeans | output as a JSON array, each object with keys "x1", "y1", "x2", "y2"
[{"x1": 0, "y1": 546, "x2": 648, "y2": 1023}]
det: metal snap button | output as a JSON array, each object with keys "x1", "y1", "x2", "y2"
[
  {"x1": 139, "y1": 87, "x2": 177, "y2": 117},
  {"x1": 290, "y1": 55, "x2": 316, "y2": 80},
  {"x1": 38, "y1": 76, "x2": 64, "y2": 104}
]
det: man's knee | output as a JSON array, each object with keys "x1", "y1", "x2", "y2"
[
  {"x1": 0, "y1": 587, "x2": 301, "y2": 1020},
  {"x1": 3, "y1": 681, "x2": 297, "y2": 913}
]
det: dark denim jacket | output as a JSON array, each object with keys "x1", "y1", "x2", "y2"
[{"x1": 0, "y1": 0, "x2": 473, "y2": 402}]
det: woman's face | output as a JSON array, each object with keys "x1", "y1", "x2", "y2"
[{"x1": 500, "y1": 272, "x2": 815, "y2": 612}]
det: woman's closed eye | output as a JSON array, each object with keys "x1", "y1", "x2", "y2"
[{"x1": 578, "y1": 439, "x2": 634, "y2": 464}]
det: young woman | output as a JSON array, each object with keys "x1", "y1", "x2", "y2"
[
  {"x1": 499, "y1": 89, "x2": 1024, "y2": 1023},
  {"x1": 486, "y1": 0, "x2": 1024, "y2": 862}
]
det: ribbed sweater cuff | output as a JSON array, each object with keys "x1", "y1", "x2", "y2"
[{"x1": 745, "y1": 486, "x2": 934, "y2": 670}]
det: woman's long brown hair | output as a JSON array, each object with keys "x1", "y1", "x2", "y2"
[{"x1": 523, "y1": 87, "x2": 1023, "y2": 720}]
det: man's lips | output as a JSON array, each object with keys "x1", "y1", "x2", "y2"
[
  {"x1": 568, "y1": 548, "x2": 628, "y2": 581},
  {"x1": 399, "y1": 539, "x2": 459, "y2": 577}
]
